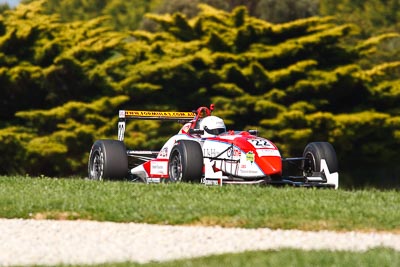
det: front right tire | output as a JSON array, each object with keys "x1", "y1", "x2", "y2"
[
  {"x1": 303, "y1": 142, "x2": 338, "y2": 176},
  {"x1": 168, "y1": 140, "x2": 203, "y2": 183}
]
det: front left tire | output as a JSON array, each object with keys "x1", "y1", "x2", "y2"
[{"x1": 88, "y1": 139, "x2": 128, "y2": 180}]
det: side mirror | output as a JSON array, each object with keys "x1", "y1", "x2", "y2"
[
  {"x1": 248, "y1": 130, "x2": 258, "y2": 136},
  {"x1": 188, "y1": 128, "x2": 204, "y2": 135}
]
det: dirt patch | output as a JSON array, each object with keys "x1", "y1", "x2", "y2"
[{"x1": 30, "y1": 211, "x2": 86, "y2": 220}]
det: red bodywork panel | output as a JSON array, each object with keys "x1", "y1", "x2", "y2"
[{"x1": 228, "y1": 132, "x2": 282, "y2": 176}]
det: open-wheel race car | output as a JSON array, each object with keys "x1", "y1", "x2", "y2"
[{"x1": 88, "y1": 105, "x2": 339, "y2": 189}]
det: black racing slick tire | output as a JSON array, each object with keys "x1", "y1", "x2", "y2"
[
  {"x1": 88, "y1": 139, "x2": 128, "y2": 180},
  {"x1": 303, "y1": 142, "x2": 338, "y2": 175},
  {"x1": 168, "y1": 140, "x2": 203, "y2": 183}
]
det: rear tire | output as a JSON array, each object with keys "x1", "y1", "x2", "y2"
[
  {"x1": 88, "y1": 140, "x2": 128, "y2": 180},
  {"x1": 168, "y1": 140, "x2": 203, "y2": 183},
  {"x1": 303, "y1": 142, "x2": 338, "y2": 175}
]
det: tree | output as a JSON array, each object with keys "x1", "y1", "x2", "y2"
[
  {"x1": 319, "y1": 0, "x2": 400, "y2": 35},
  {"x1": 152, "y1": 0, "x2": 318, "y2": 23},
  {"x1": 21, "y1": 0, "x2": 163, "y2": 30},
  {"x1": 319, "y1": 0, "x2": 400, "y2": 65},
  {"x1": 0, "y1": 4, "x2": 11, "y2": 13},
  {"x1": 0, "y1": 1, "x2": 127, "y2": 121},
  {"x1": 257, "y1": 0, "x2": 319, "y2": 23},
  {"x1": 1, "y1": 2, "x2": 399, "y2": 188},
  {"x1": 0, "y1": 1, "x2": 130, "y2": 175}
]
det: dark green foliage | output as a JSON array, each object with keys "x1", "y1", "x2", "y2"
[
  {"x1": 21, "y1": 0, "x2": 163, "y2": 31},
  {"x1": 319, "y1": 0, "x2": 400, "y2": 65},
  {"x1": 0, "y1": 2, "x2": 132, "y2": 176},
  {"x1": 257, "y1": 0, "x2": 319, "y2": 23},
  {"x1": 0, "y1": 3, "x2": 127, "y2": 121},
  {"x1": 8, "y1": 96, "x2": 129, "y2": 176},
  {"x1": 0, "y1": 2, "x2": 399, "y2": 187},
  {"x1": 320, "y1": 0, "x2": 400, "y2": 36},
  {"x1": 153, "y1": 0, "x2": 320, "y2": 25},
  {"x1": 19, "y1": 0, "x2": 321, "y2": 32},
  {"x1": 0, "y1": 127, "x2": 33, "y2": 174}
]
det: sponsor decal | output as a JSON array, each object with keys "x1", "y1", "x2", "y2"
[
  {"x1": 246, "y1": 151, "x2": 255, "y2": 163},
  {"x1": 118, "y1": 122, "x2": 125, "y2": 141},
  {"x1": 158, "y1": 147, "x2": 168, "y2": 158},
  {"x1": 147, "y1": 178, "x2": 161, "y2": 183},
  {"x1": 227, "y1": 147, "x2": 241, "y2": 158},
  {"x1": 119, "y1": 110, "x2": 126, "y2": 118},
  {"x1": 150, "y1": 161, "x2": 168, "y2": 175},
  {"x1": 239, "y1": 169, "x2": 259, "y2": 174},
  {"x1": 256, "y1": 149, "x2": 281, "y2": 157},
  {"x1": 125, "y1": 110, "x2": 195, "y2": 118},
  {"x1": 202, "y1": 179, "x2": 220, "y2": 186},
  {"x1": 204, "y1": 148, "x2": 217, "y2": 157},
  {"x1": 180, "y1": 123, "x2": 190, "y2": 133}
]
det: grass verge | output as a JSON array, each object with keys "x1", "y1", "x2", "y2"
[
  {"x1": 0, "y1": 176, "x2": 399, "y2": 232},
  {"x1": 80, "y1": 248, "x2": 400, "y2": 267}
]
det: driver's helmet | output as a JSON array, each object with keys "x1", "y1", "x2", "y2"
[{"x1": 198, "y1": 116, "x2": 226, "y2": 137}]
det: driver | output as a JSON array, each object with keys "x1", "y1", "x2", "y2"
[{"x1": 198, "y1": 116, "x2": 226, "y2": 137}]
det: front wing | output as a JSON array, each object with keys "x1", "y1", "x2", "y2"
[{"x1": 202, "y1": 158, "x2": 338, "y2": 189}]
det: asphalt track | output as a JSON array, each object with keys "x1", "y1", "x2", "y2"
[{"x1": 1, "y1": 218, "x2": 400, "y2": 266}]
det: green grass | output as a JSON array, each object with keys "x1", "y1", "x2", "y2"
[
  {"x1": 75, "y1": 248, "x2": 400, "y2": 267},
  {"x1": 2, "y1": 176, "x2": 399, "y2": 266},
  {"x1": 1, "y1": 176, "x2": 399, "y2": 232}
]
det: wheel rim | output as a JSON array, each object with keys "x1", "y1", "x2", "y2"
[
  {"x1": 90, "y1": 151, "x2": 104, "y2": 180},
  {"x1": 169, "y1": 151, "x2": 183, "y2": 182},
  {"x1": 304, "y1": 152, "x2": 316, "y2": 175}
]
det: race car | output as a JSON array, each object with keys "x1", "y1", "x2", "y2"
[{"x1": 88, "y1": 105, "x2": 339, "y2": 189}]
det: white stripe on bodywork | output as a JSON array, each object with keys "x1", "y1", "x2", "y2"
[{"x1": 256, "y1": 149, "x2": 281, "y2": 157}]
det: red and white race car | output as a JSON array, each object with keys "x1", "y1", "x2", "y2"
[{"x1": 88, "y1": 105, "x2": 339, "y2": 189}]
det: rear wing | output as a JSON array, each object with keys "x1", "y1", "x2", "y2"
[{"x1": 118, "y1": 110, "x2": 196, "y2": 141}]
